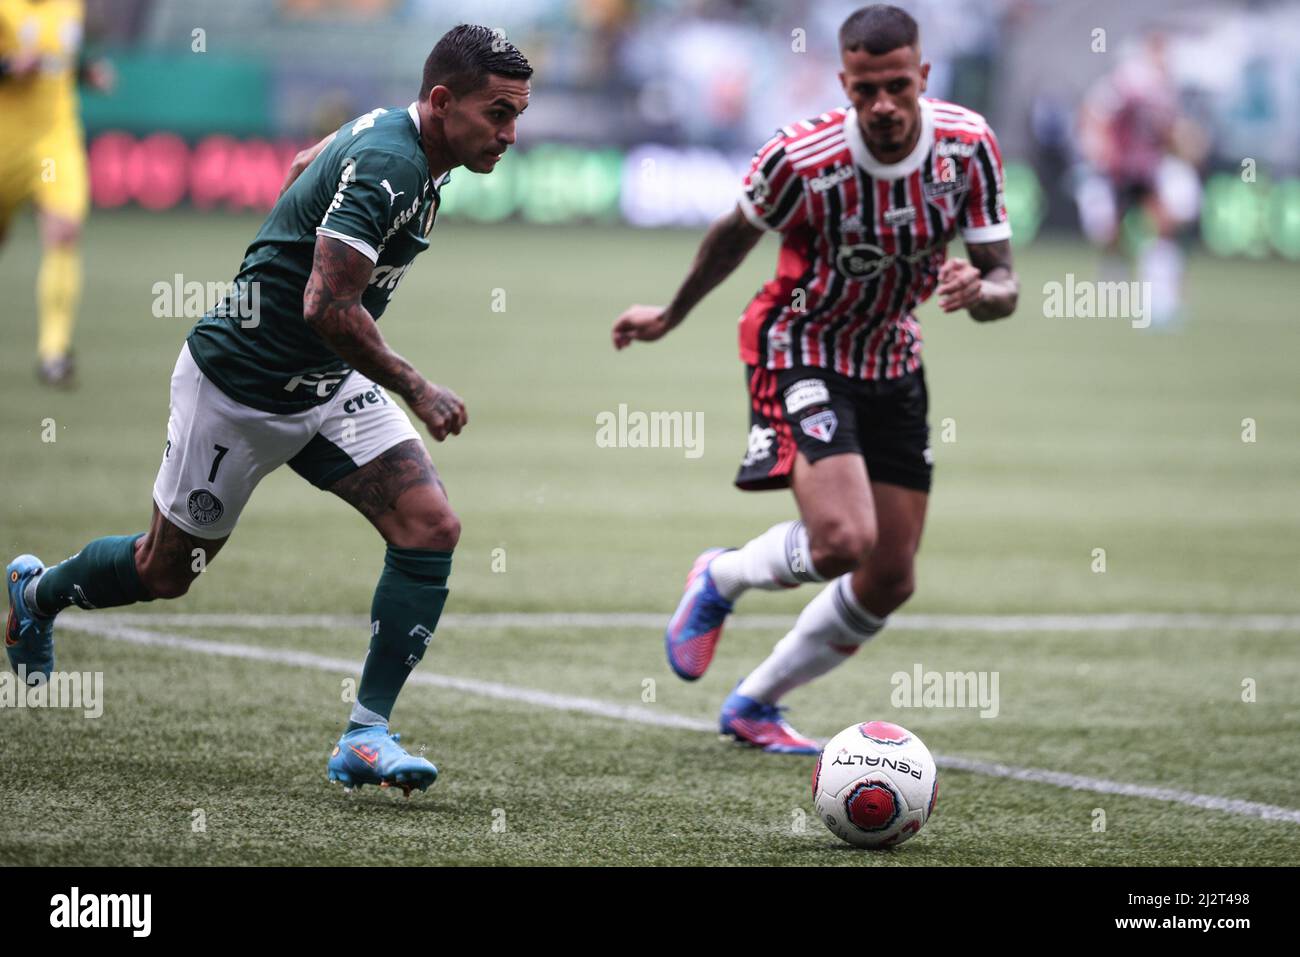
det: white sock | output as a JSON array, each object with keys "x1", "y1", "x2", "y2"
[
  {"x1": 709, "y1": 520, "x2": 824, "y2": 602},
  {"x1": 736, "y1": 575, "x2": 884, "y2": 703},
  {"x1": 1140, "y1": 237, "x2": 1183, "y2": 327}
]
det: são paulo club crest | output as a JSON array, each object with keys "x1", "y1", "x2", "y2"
[
  {"x1": 800, "y1": 409, "x2": 838, "y2": 443},
  {"x1": 857, "y1": 720, "x2": 913, "y2": 746}
]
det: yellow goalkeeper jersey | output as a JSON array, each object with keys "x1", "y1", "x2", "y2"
[{"x1": 0, "y1": 0, "x2": 84, "y2": 140}]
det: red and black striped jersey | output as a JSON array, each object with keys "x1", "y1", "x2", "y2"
[{"x1": 737, "y1": 97, "x2": 1011, "y2": 380}]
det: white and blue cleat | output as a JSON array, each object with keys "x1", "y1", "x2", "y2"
[
  {"x1": 327, "y1": 725, "x2": 438, "y2": 798},
  {"x1": 6, "y1": 554, "x2": 53, "y2": 684}
]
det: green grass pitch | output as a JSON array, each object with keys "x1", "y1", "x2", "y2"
[{"x1": 1, "y1": 211, "x2": 1298, "y2": 865}]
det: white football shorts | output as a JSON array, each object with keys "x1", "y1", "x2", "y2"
[{"x1": 152, "y1": 342, "x2": 422, "y2": 539}]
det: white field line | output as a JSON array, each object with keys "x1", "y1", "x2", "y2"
[
  {"x1": 58, "y1": 618, "x2": 710, "y2": 732},
  {"x1": 72, "y1": 611, "x2": 1300, "y2": 633},
  {"x1": 58, "y1": 616, "x2": 1300, "y2": 826}
]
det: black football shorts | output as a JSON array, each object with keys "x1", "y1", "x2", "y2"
[{"x1": 735, "y1": 364, "x2": 933, "y2": 493}]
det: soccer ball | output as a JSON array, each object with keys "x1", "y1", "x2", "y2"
[{"x1": 812, "y1": 720, "x2": 938, "y2": 849}]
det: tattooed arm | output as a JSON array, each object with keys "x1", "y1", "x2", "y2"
[
  {"x1": 935, "y1": 240, "x2": 1019, "y2": 322},
  {"x1": 612, "y1": 204, "x2": 764, "y2": 349},
  {"x1": 303, "y1": 236, "x2": 466, "y2": 440}
]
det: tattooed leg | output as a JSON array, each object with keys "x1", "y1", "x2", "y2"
[
  {"x1": 328, "y1": 439, "x2": 460, "y2": 550},
  {"x1": 133, "y1": 505, "x2": 228, "y2": 599}
]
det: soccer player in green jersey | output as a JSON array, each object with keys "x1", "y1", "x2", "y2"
[{"x1": 5, "y1": 24, "x2": 532, "y2": 796}]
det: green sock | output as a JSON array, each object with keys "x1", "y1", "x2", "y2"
[
  {"x1": 33, "y1": 534, "x2": 154, "y2": 615},
  {"x1": 347, "y1": 546, "x2": 452, "y2": 731}
]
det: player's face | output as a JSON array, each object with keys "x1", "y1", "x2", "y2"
[
  {"x1": 840, "y1": 45, "x2": 929, "y2": 162},
  {"x1": 439, "y1": 77, "x2": 530, "y2": 174}
]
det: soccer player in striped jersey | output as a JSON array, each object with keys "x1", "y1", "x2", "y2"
[{"x1": 612, "y1": 5, "x2": 1019, "y2": 753}]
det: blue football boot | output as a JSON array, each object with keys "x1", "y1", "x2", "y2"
[
  {"x1": 6, "y1": 555, "x2": 54, "y2": 684},
  {"x1": 719, "y1": 687, "x2": 820, "y2": 755},
  {"x1": 327, "y1": 726, "x2": 438, "y2": 797},
  {"x1": 664, "y1": 548, "x2": 734, "y2": 681}
]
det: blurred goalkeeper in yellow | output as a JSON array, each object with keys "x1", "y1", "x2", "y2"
[{"x1": 0, "y1": 0, "x2": 112, "y2": 387}]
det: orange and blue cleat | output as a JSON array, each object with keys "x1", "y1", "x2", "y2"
[
  {"x1": 6, "y1": 555, "x2": 53, "y2": 684},
  {"x1": 327, "y1": 726, "x2": 438, "y2": 797}
]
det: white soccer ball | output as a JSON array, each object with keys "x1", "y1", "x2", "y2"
[{"x1": 812, "y1": 720, "x2": 938, "y2": 849}]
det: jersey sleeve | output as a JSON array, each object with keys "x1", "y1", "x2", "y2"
[
  {"x1": 316, "y1": 149, "x2": 423, "y2": 263},
  {"x1": 738, "y1": 133, "x2": 809, "y2": 232},
  {"x1": 958, "y1": 125, "x2": 1012, "y2": 244}
]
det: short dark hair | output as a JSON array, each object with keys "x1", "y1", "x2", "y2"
[
  {"x1": 839, "y1": 5, "x2": 919, "y2": 55},
  {"x1": 419, "y1": 24, "x2": 533, "y2": 99}
]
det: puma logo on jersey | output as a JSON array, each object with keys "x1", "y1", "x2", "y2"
[{"x1": 380, "y1": 179, "x2": 405, "y2": 206}]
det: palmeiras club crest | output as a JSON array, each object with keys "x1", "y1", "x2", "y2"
[{"x1": 187, "y1": 489, "x2": 225, "y2": 526}]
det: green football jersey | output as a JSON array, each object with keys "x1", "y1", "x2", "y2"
[{"x1": 187, "y1": 104, "x2": 448, "y2": 413}]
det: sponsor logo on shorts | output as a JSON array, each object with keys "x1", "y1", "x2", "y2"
[
  {"x1": 186, "y1": 489, "x2": 225, "y2": 527},
  {"x1": 800, "y1": 410, "x2": 838, "y2": 443},
  {"x1": 783, "y1": 379, "x2": 830, "y2": 415},
  {"x1": 923, "y1": 447, "x2": 934, "y2": 465},
  {"x1": 341, "y1": 386, "x2": 391, "y2": 415},
  {"x1": 283, "y1": 371, "x2": 350, "y2": 398},
  {"x1": 742, "y1": 425, "x2": 776, "y2": 467}
]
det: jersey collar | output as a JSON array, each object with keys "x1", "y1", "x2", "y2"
[
  {"x1": 407, "y1": 102, "x2": 452, "y2": 191},
  {"x1": 844, "y1": 97, "x2": 934, "y2": 180}
]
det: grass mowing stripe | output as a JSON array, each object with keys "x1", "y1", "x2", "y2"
[
  {"x1": 73, "y1": 611, "x2": 1300, "y2": 632},
  {"x1": 59, "y1": 616, "x2": 1300, "y2": 826}
]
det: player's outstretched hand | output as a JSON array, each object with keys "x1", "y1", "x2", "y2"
[
  {"x1": 936, "y1": 257, "x2": 983, "y2": 313},
  {"x1": 410, "y1": 383, "x2": 468, "y2": 442},
  {"x1": 612, "y1": 304, "x2": 671, "y2": 350}
]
